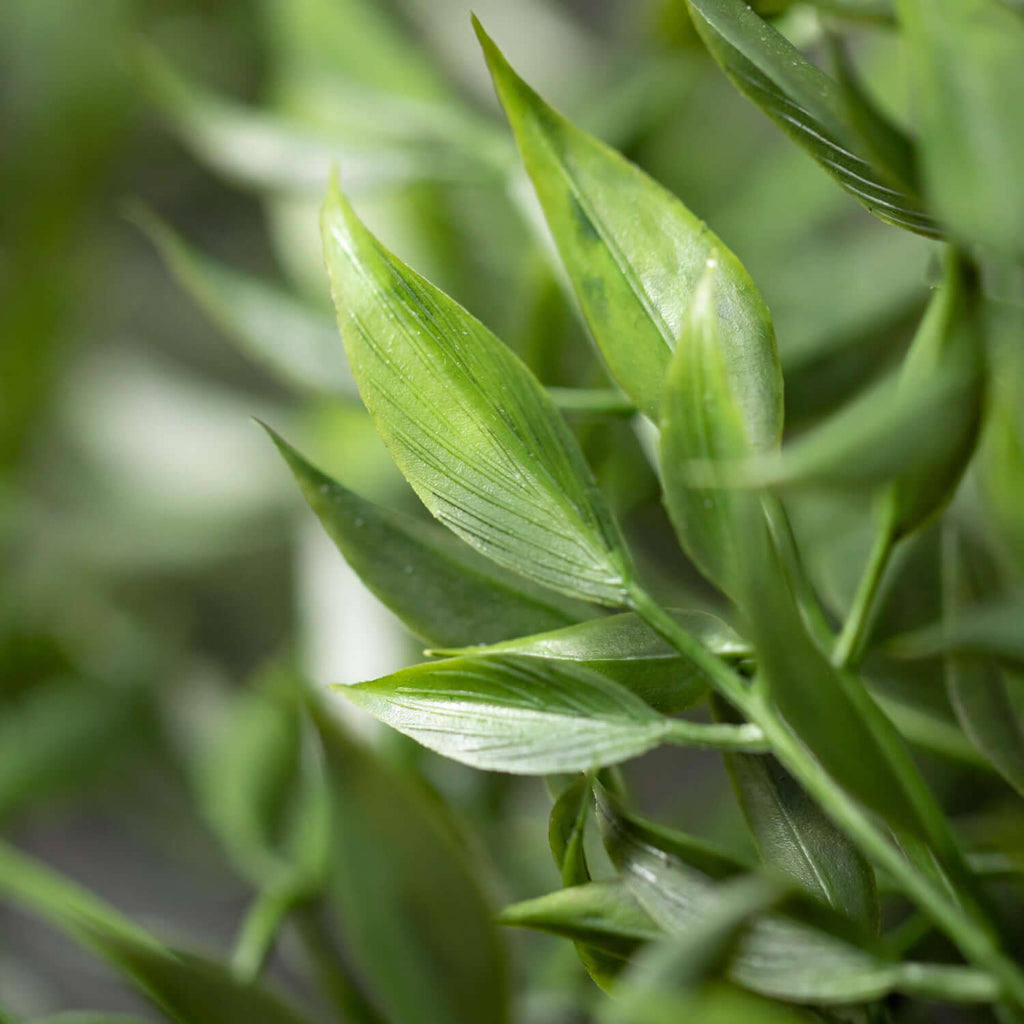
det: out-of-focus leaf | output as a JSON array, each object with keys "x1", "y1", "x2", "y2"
[
  {"x1": 336, "y1": 654, "x2": 766, "y2": 774},
  {"x1": 267, "y1": 427, "x2": 593, "y2": 646},
  {"x1": 660, "y1": 261, "x2": 778, "y2": 601},
  {"x1": 437, "y1": 609, "x2": 750, "y2": 714},
  {"x1": 321, "y1": 180, "x2": 635, "y2": 606},
  {"x1": 899, "y1": 0, "x2": 1024, "y2": 257},
  {"x1": 0, "y1": 843, "x2": 315, "y2": 1024},
  {"x1": 476, "y1": 20, "x2": 781, "y2": 430},
  {"x1": 942, "y1": 529, "x2": 1024, "y2": 797},
  {"x1": 135, "y1": 45, "x2": 504, "y2": 195},
  {"x1": 30, "y1": 1016, "x2": 152, "y2": 1024},
  {"x1": 0, "y1": 678, "x2": 141, "y2": 823},
  {"x1": 715, "y1": 697, "x2": 879, "y2": 931},
  {"x1": 311, "y1": 703, "x2": 509, "y2": 1024},
  {"x1": 130, "y1": 207, "x2": 353, "y2": 396},
  {"x1": 602, "y1": 982, "x2": 814, "y2": 1024},
  {"x1": 687, "y1": 0, "x2": 938, "y2": 236}
]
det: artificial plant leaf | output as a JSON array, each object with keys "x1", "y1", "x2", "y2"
[
  {"x1": 321, "y1": 179, "x2": 635, "y2": 606},
  {"x1": 267, "y1": 427, "x2": 592, "y2": 646},
  {"x1": 335, "y1": 655, "x2": 765, "y2": 774},
  {"x1": 660, "y1": 261, "x2": 777, "y2": 601},
  {"x1": 131, "y1": 207, "x2": 353, "y2": 396},
  {"x1": 714, "y1": 696, "x2": 879, "y2": 932},
  {"x1": 899, "y1": 0, "x2": 1024, "y2": 258},
  {"x1": 135, "y1": 45, "x2": 502, "y2": 195},
  {"x1": 437, "y1": 609, "x2": 750, "y2": 714},
  {"x1": 0, "y1": 842, "x2": 315, "y2": 1024},
  {"x1": 687, "y1": 0, "x2": 938, "y2": 237},
  {"x1": 596, "y1": 794, "x2": 900, "y2": 1003},
  {"x1": 311, "y1": 701, "x2": 509, "y2": 1024},
  {"x1": 476, "y1": 20, "x2": 781, "y2": 430},
  {"x1": 942, "y1": 529, "x2": 1024, "y2": 797}
]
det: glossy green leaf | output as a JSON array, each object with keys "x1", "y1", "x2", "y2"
[
  {"x1": 0, "y1": 842, "x2": 315, "y2": 1024},
  {"x1": 131, "y1": 207, "x2": 353, "y2": 396},
  {"x1": 715, "y1": 697, "x2": 879, "y2": 931},
  {"x1": 335, "y1": 654, "x2": 766, "y2": 774},
  {"x1": 476, "y1": 20, "x2": 781, "y2": 429},
  {"x1": 660, "y1": 261, "x2": 778, "y2": 601},
  {"x1": 135, "y1": 45, "x2": 503, "y2": 195},
  {"x1": 312, "y1": 701, "x2": 509, "y2": 1024},
  {"x1": 267, "y1": 427, "x2": 592, "y2": 646},
  {"x1": 321, "y1": 179, "x2": 635, "y2": 606},
  {"x1": 437, "y1": 609, "x2": 750, "y2": 714},
  {"x1": 942, "y1": 529, "x2": 1024, "y2": 797},
  {"x1": 899, "y1": 0, "x2": 1024, "y2": 257},
  {"x1": 687, "y1": 0, "x2": 938, "y2": 237}
]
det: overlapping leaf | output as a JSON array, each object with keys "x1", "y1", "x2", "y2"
[
  {"x1": 687, "y1": 0, "x2": 938, "y2": 237},
  {"x1": 438, "y1": 609, "x2": 749, "y2": 714},
  {"x1": 321, "y1": 180, "x2": 635, "y2": 606},
  {"x1": 336, "y1": 654, "x2": 765, "y2": 774},
  {"x1": 268, "y1": 427, "x2": 592, "y2": 646},
  {"x1": 476, "y1": 20, "x2": 781, "y2": 431}
]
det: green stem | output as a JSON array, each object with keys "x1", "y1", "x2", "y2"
[
  {"x1": 627, "y1": 584, "x2": 1024, "y2": 1010},
  {"x1": 547, "y1": 386, "x2": 635, "y2": 417},
  {"x1": 895, "y1": 963, "x2": 1000, "y2": 1003},
  {"x1": 231, "y1": 877, "x2": 307, "y2": 983},
  {"x1": 833, "y1": 511, "x2": 896, "y2": 670},
  {"x1": 663, "y1": 719, "x2": 769, "y2": 752}
]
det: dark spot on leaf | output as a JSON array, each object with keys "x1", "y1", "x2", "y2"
[{"x1": 570, "y1": 195, "x2": 601, "y2": 244}]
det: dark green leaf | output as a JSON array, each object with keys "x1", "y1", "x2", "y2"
[
  {"x1": 714, "y1": 696, "x2": 879, "y2": 932},
  {"x1": 476, "y1": 20, "x2": 781, "y2": 429},
  {"x1": 660, "y1": 261, "x2": 778, "y2": 601},
  {"x1": 336, "y1": 655, "x2": 766, "y2": 774},
  {"x1": 321, "y1": 179, "x2": 635, "y2": 606},
  {"x1": 437, "y1": 609, "x2": 750, "y2": 714},
  {"x1": 0, "y1": 842, "x2": 315, "y2": 1024},
  {"x1": 899, "y1": 0, "x2": 1024, "y2": 257},
  {"x1": 687, "y1": 0, "x2": 938, "y2": 236},
  {"x1": 267, "y1": 427, "x2": 592, "y2": 646},
  {"x1": 312, "y1": 702, "x2": 509, "y2": 1024},
  {"x1": 131, "y1": 206, "x2": 353, "y2": 396}
]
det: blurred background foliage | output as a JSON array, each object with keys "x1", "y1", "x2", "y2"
[{"x1": 2, "y1": 0, "x2": 1023, "y2": 1020}]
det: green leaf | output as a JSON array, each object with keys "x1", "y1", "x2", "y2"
[
  {"x1": 266, "y1": 427, "x2": 592, "y2": 646},
  {"x1": 660, "y1": 261, "x2": 778, "y2": 601},
  {"x1": 312, "y1": 701, "x2": 509, "y2": 1024},
  {"x1": 476, "y1": 20, "x2": 781, "y2": 429},
  {"x1": 687, "y1": 0, "x2": 939, "y2": 237},
  {"x1": 321, "y1": 179, "x2": 635, "y2": 606},
  {"x1": 135, "y1": 44, "x2": 503, "y2": 195},
  {"x1": 596, "y1": 795, "x2": 900, "y2": 1004},
  {"x1": 436, "y1": 609, "x2": 750, "y2": 714},
  {"x1": 942, "y1": 529, "x2": 1024, "y2": 797},
  {"x1": 130, "y1": 206, "x2": 354, "y2": 396},
  {"x1": 899, "y1": 0, "x2": 1024, "y2": 257},
  {"x1": 0, "y1": 842, "x2": 315, "y2": 1024},
  {"x1": 714, "y1": 696, "x2": 879, "y2": 932},
  {"x1": 335, "y1": 655, "x2": 766, "y2": 774}
]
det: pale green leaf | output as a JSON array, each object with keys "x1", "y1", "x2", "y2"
[
  {"x1": 476, "y1": 19, "x2": 781, "y2": 430},
  {"x1": 321, "y1": 179, "x2": 635, "y2": 606},
  {"x1": 687, "y1": 0, "x2": 938, "y2": 236},
  {"x1": 312, "y1": 702, "x2": 509, "y2": 1024},
  {"x1": 267, "y1": 426, "x2": 592, "y2": 646},
  {"x1": 335, "y1": 655, "x2": 766, "y2": 774},
  {"x1": 436, "y1": 609, "x2": 750, "y2": 714}
]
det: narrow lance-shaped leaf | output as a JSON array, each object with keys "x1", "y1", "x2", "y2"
[
  {"x1": 130, "y1": 206, "x2": 354, "y2": 397},
  {"x1": 899, "y1": 0, "x2": 1024, "y2": 258},
  {"x1": 942, "y1": 528, "x2": 1024, "y2": 798},
  {"x1": 476, "y1": 19, "x2": 781, "y2": 431},
  {"x1": 713, "y1": 694, "x2": 879, "y2": 932},
  {"x1": 0, "y1": 842, "x2": 315, "y2": 1024},
  {"x1": 686, "y1": 0, "x2": 939, "y2": 237},
  {"x1": 336, "y1": 654, "x2": 767, "y2": 775},
  {"x1": 660, "y1": 259, "x2": 778, "y2": 602},
  {"x1": 437, "y1": 609, "x2": 750, "y2": 714},
  {"x1": 321, "y1": 179, "x2": 635, "y2": 606},
  {"x1": 266, "y1": 427, "x2": 592, "y2": 647},
  {"x1": 311, "y1": 701, "x2": 509, "y2": 1024}
]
